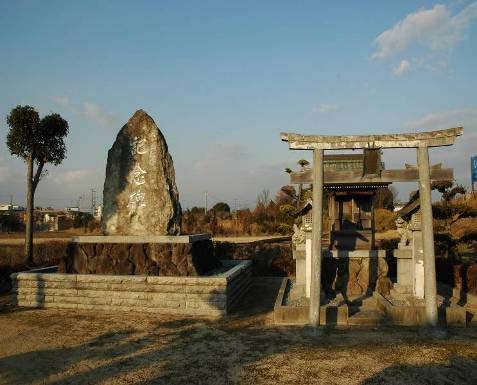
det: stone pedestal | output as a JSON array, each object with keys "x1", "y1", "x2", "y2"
[
  {"x1": 292, "y1": 228, "x2": 312, "y2": 297},
  {"x1": 394, "y1": 248, "x2": 412, "y2": 290},
  {"x1": 59, "y1": 234, "x2": 221, "y2": 277},
  {"x1": 394, "y1": 211, "x2": 424, "y2": 299},
  {"x1": 322, "y1": 249, "x2": 391, "y2": 298}
]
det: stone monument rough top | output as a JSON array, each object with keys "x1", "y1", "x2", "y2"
[{"x1": 102, "y1": 109, "x2": 181, "y2": 235}]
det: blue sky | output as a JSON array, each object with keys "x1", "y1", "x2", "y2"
[{"x1": 1, "y1": 1, "x2": 476, "y2": 209}]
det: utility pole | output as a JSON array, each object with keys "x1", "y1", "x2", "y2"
[
  {"x1": 204, "y1": 191, "x2": 208, "y2": 216},
  {"x1": 9, "y1": 195, "x2": 13, "y2": 206},
  {"x1": 90, "y1": 189, "x2": 97, "y2": 214},
  {"x1": 233, "y1": 198, "x2": 239, "y2": 234}
]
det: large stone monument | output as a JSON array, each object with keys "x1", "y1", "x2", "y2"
[
  {"x1": 59, "y1": 110, "x2": 220, "y2": 277},
  {"x1": 102, "y1": 109, "x2": 181, "y2": 235}
]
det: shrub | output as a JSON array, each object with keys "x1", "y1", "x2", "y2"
[
  {"x1": 276, "y1": 223, "x2": 292, "y2": 235},
  {"x1": 375, "y1": 209, "x2": 396, "y2": 232},
  {"x1": 434, "y1": 232, "x2": 457, "y2": 258}
]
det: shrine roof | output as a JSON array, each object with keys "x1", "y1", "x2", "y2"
[{"x1": 396, "y1": 192, "x2": 420, "y2": 219}]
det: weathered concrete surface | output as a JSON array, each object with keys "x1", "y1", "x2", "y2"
[{"x1": 102, "y1": 110, "x2": 181, "y2": 235}]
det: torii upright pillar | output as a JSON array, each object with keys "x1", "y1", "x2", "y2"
[
  {"x1": 310, "y1": 149, "x2": 324, "y2": 326},
  {"x1": 417, "y1": 145, "x2": 438, "y2": 325}
]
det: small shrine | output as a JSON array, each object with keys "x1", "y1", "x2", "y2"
[
  {"x1": 281, "y1": 127, "x2": 463, "y2": 326},
  {"x1": 290, "y1": 150, "x2": 392, "y2": 299}
]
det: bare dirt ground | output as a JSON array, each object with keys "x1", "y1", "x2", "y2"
[{"x1": 1, "y1": 279, "x2": 477, "y2": 385}]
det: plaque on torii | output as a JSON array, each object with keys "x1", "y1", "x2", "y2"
[{"x1": 281, "y1": 127, "x2": 463, "y2": 327}]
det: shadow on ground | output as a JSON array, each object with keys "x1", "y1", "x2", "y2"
[{"x1": 1, "y1": 278, "x2": 477, "y2": 385}]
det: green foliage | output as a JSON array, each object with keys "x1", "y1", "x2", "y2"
[
  {"x1": 276, "y1": 223, "x2": 292, "y2": 235},
  {"x1": 211, "y1": 202, "x2": 230, "y2": 213},
  {"x1": 375, "y1": 187, "x2": 395, "y2": 210},
  {"x1": 431, "y1": 180, "x2": 467, "y2": 202},
  {"x1": 7, "y1": 106, "x2": 69, "y2": 166},
  {"x1": 189, "y1": 207, "x2": 204, "y2": 215},
  {"x1": 6, "y1": 105, "x2": 70, "y2": 265},
  {"x1": 459, "y1": 230, "x2": 477, "y2": 244},
  {"x1": 275, "y1": 185, "x2": 297, "y2": 205},
  {"x1": 434, "y1": 232, "x2": 457, "y2": 258},
  {"x1": 279, "y1": 204, "x2": 295, "y2": 215},
  {"x1": 432, "y1": 203, "x2": 473, "y2": 220},
  {"x1": 182, "y1": 185, "x2": 298, "y2": 236},
  {"x1": 6, "y1": 106, "x2": 39, "y2": 158},
  {"x1": 0, "y1": 214, "x2": 24, "y2": 232},
  {"x1": 73, "y1": 212, "x2": 95, "y2": 229},
  {"x1": 431, "y1": 180, "x2": 453, "y2": 194}
]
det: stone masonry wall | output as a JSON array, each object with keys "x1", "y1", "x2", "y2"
[
  {"x1": 12, "y1": 260, "x2": 252, "y2": 317},
  {"x1": 58, "y1": 240, "x2": 220, "y2": 277},
  {"x1": 214, "y1": 240, "x2": 294, "y2": 277},
  {"x1": 322, "y1": 257, "x2": 393, "y2": 297}
]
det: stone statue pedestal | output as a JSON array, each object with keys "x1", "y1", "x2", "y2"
[
  {"x1": 292, "y1": 228, "x2": 312, "y2": 298},
  {"x1": 393, "y1": 208, "x2": 424, "y2": 300},
  {"x1": 59, "y1": 233, "x2": 221, "y2": 277}
]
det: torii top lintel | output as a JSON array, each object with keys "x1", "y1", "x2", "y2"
[{"x1": 280, "y1": 127, "x2": 463, "y2": 150}]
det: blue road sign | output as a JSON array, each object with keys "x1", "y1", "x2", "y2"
[{"x1": 472, "y1": 156, "x2": 477, "y2": 185}]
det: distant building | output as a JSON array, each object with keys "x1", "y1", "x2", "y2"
[
  {"x1": 0, "y1": 204, "x2": 25, "y2": 212},
  {"x1": 94, "y1": 205, "x2": 103, "y2": 221}
]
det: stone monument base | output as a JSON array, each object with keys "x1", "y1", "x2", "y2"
[
  {"x1": 12, "y1": 260, "x2": 252, "y2": 317},
  {"x1": 58, "y1": 234, "x2": 221, "y2": 277}
]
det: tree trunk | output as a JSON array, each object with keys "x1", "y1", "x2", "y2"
[{"x1": 24, "y1": 155, "x2": 35, "y2": 267}]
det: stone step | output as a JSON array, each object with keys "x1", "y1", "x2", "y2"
[
  {"x1": 348, "y1": 296, "x2": 378, "y2": 309},
  {"x1": 348, "y1": 310, "x2": 386, "y2": 326}
]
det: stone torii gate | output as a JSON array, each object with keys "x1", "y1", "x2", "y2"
[{"x1": 281, "y1": 127, "x2": 463, "y2": 327}]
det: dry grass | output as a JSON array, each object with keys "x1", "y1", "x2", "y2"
[{"x1": 1, "y1": 280, "x2": 477, "y2": 385}]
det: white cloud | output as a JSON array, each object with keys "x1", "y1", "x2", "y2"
[
  {"x1": 54, "y1": 96, "x2": 117, "y2": 127},
  {"x1": 52, "y1": 169, "x2": 92, "y2": 185},
  {"x1": 193, "y1": 142, "x2": 248, "y2": 173},
  {"x1": 55, "y1": 96, "x2": 70, "y2": 107},
  {"x1": 373, "y1": 3, "x2": 477, "y2": 59},
  {"x1": 82, "y1": 102, "x2": 117, "y2": 127},
  {"x1": 405, "y1": 106, "x2": 477, "y2": 130},
  {"x1": 312, "y1": 104, "x2": 339, "y2": 113},
  {"x1": 373, "y1": 3, "x2": 477, "y2": 75},
  {"x1": 392, "y1": 59, "x2": 411, "y2": 76}
]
